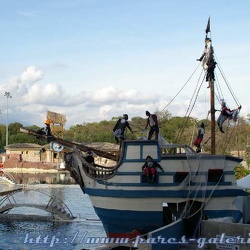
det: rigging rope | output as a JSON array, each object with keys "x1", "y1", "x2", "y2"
[
  {"x1": 214, "y1": 71, "x2": 225, "y2": 105},
  {"x1": 214, "y1": 53, "x2": 241, "y2": 107},
  {"x1": 175, "y1": 69, "x2": 206, "y2": 142},
  {"x1": 160, "y1": 63, "x2": 201, "y2": 113},
  {"x1": 184, "y1": 70, "x2": 206, "y2": 118},
  {"x1": 174, "y1": 56, "x2": 241, "y2": 148},
  {"x1": 220, "y1": 119, "x2": 238, "y2": 154}
]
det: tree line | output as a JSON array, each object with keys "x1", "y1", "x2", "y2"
[
  {"x1": 0, "y1": 111, "x2": 249, "y2": 155},
  {"x1": 1, "y1": 110, "x2": 250, "y2": 178}
]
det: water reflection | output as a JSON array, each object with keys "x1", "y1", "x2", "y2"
[{"x1": 8, "y1": 171, "x2": 76, "y2": 185}]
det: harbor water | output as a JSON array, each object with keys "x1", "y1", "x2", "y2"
[{"x1": 0, "y1": 173, "x2": 106, "y2": 250}]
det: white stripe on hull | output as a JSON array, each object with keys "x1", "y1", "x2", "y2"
[{"x1": 89, "y1": 195, "x2": 238, "y2": 212}]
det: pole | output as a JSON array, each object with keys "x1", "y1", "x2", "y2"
[
  {"x1": 210, "y1": 80, "x2": 216, "y2": 154},
  {"x1": 6, "y1": 97, "x2": 8, "y2": 146},
  {"x1": 4, "y1": 92, "x2": 12, "y2": 146}
]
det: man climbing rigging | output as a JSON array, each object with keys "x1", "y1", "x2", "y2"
[{"x1": 217, "y1": 101, "x2": 242, "y2": 133}]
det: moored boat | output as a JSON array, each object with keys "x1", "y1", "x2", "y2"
[
  {"x1": 64, "y1": 139, "x2": 245, "y2": 238},
  {"x1": 21, "y1": 18, "x2": 246, "y2": 239}
]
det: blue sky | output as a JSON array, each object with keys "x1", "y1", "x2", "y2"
[{"x1": 0, "y1": 0, "x2": 249, "y2": 128}]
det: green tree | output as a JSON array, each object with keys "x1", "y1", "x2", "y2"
[
  {"x1": 244, "y1": 147, "x2": 250, "y2": 169},
  {"x1": 9, "y1": 122, "x2": 23, "y2": 135},
  {"x1": 160, "y1": 116, "x2": 193, "y2": 144},
  {"x1": 234, "y1": 165, "x2": 250, "y2": 180},
  {"x1": 0, "y1": 124, "x2": 6, "y2": 148},
  {"x1": 9, "y1": 133, "x2": 38, "y2": 144},
  {"x1": 0, "y1": 112, "x2": 249, "y2": 156}
]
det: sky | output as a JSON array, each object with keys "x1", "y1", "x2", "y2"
[{"x1": 0, "y1": 0, "x2": 250, "y2": 129}]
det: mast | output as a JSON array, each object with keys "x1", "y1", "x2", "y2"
[
  {"x1": 199, "y1": 17, "x2": 217, "y2": 154},
  {"x1": 206, "y1": 18, "x2": 216, "y2": 154},
  {"x1": 210, "y1": 77, "x2": 216, "y2": 154}
]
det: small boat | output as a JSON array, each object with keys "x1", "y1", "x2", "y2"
[{"x1": 21, "y1": 18, "x2": 246, "y2": 240}]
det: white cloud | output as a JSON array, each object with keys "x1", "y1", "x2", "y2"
[
  {"x1": 92, "y1": 86, "x2": 117, "y2": 102},
  {"x1": 99, "y1": 105, "x2": 114, "y2": 116},
  {"x1": 0, "y1": 63, "x2": 249, "y2": 129},
  {"x1": 91, "y1": 86, "x2": 160, "y2": 105},
  {"x1": 20, "y1": 66, "x2": 44, "y2": 84},
  {"x1": 23, "y1": 82, "x2": 63, "y2": 104}
]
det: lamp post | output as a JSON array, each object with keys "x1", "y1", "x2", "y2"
[{"x1": 4, "y1": 92, "x2": 12, "y2": 146}]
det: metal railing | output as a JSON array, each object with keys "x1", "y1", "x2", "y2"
[{"x1": 0, "y1": 188, "x2": 75, "y2": 220}]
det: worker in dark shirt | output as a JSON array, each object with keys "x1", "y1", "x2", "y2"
[{"x1": 113, "y1": 114, "x2": 133, "y2": 144}]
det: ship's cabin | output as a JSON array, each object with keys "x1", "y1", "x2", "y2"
[{"x1": 121, "y1": 139, "x2": 195, "y2": 163}]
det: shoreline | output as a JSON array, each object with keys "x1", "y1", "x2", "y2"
[{"x1": 3, "y1": 168, "x2": 67, "y2": 173}]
